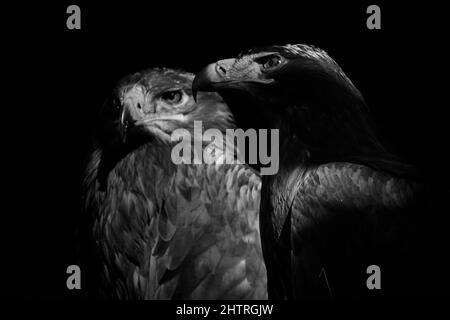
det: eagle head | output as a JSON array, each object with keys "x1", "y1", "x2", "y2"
[
  {"x1": 96, "y1": 68, "x2": 233, "y2": 149},
  {"x1": 193, "y1": 44, "x2": 390, "y2": 167}
]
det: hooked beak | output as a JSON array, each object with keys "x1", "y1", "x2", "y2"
[
  {"x1": 119, "y1": 106, "x2": 137, "y2": 143},
  {"x1": 192, "y1": 58, "x2": 236, "y2": 101}
]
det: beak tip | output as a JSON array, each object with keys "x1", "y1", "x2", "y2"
[
  {"x1": 192, "y1": 58, "x2": 239, "y2": 98},
  {"x1": 192, "y1": 62, "x2": 222, "y2": 99}
]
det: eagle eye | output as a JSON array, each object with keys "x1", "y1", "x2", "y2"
[
  {"x1": 160, "y1": 90, "x2": 183, "y2": 105},
  {"x1": 256, "y1": 54, "x2": 283, "y2": 70}
]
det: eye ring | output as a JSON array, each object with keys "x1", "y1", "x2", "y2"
[
  {"x1": 160, "y1": 90, "x2": 183, "y2": 105},
  {"x1": 256, "y1": 54, "x2": 283, "y2": 70}
]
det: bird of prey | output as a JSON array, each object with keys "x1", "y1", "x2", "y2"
[
  {"x1": 193, "y1": 44, "x2": 450, "y2": 299},
  {"x1": 81, "y1": 68, "x2": 267, "y2": 299}
]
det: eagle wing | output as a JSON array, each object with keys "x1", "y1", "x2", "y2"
[{"x1": 264, "y1": 162, "x2": 445, "y2": 299}]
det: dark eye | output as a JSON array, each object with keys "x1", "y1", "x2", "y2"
[
  {"x1": 160, "y1": 90, "x2": 183, "y2": 104},
  {"x1": 257, "y1": 55, "x2": 282, "y2": 70}
]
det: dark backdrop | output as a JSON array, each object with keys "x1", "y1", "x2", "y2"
[{"x1": 4, "y1": 1, "x2": 448, "y2": 299}]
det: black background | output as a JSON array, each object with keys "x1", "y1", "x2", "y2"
[{"x1": 3, "y1": 2, "x2": 449, "y2": 299}]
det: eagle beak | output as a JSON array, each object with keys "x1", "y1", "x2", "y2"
[
  {"x1": 193, "y1": 58, "x2": 275, "y2": 101},
  {"x1": 119, "y1": 106, "x2": 136, "y2": 143},
  {"x1": 192, "y1": 58, "x2": 236, "y2": 101}
]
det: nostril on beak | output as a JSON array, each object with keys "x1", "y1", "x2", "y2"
[
  {"x1": 136, "y1": 102, "x2": 142, "y2": 110},
  {"x1": 216, "y1": 63, "x2": 227, "y2": 77}
]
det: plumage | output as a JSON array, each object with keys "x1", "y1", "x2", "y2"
[
  {"x1": 81, "y1": 68, "x2": 267, "y2": 299},
  {"x1": 193, "y1": 44, "x2": 450, "y2": 299}
]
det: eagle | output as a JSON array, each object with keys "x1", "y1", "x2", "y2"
[
  {"x1": 193, "y1": 44, "x2": 450, "y2": 299},
  {"x1": 81, "y1": 68, "x2": 267, "y2": 299}
]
